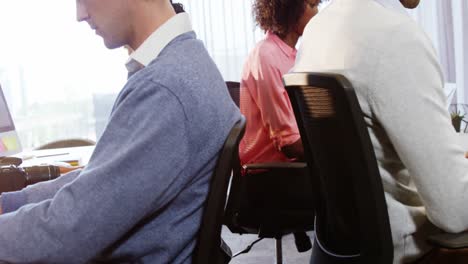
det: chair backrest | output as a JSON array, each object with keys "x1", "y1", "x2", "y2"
[
  {"x1": 193, "y1": 117, "x2": 246, "y2": 264},
  {"x1": 35, "y1": 138, "x2": 96, "y2": 150},
  {"x1": 225, "y1": 81, "x2": 240, "y2": 107},
  {"x1": 283, "y1": 72, "x2": 393, "y2": 264}
]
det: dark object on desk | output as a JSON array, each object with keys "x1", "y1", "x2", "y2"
[
  {"x1": 35, "y1": 138, "x2": 95, "y2": 150},
  {"x1": 284, "y1": 72, "x2": 393, "y2": 264},
  {"x1": 192, "y1": 117, "x2": 246, "y2": 264},
  {"x1": 225, "y1": 81, "x2": 240, "y2": 108},
  {"x1": 0, "y1": 164, "x2": 61, "y2": 193},
  {"x1": 23, "y1": 165, "x2": 61, "y2": 185},
  {"x1": 0, "y1": 166, "x2": 27, "y2": 193}
]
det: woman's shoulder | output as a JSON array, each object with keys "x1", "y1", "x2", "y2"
[{"x1": 248, "y1": 38, "x2": 283, "y2": 66}]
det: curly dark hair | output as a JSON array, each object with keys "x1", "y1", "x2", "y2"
[
  {"x1": 170, "y1": 1, "x2": 185, "y2": 14},
  {"x1": 253, "y1": 0, "x2": 317, "y2": 38}
]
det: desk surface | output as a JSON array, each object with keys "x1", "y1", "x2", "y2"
[{"x1": 16, "y1": 146, "x2": 94, "y2": 167}]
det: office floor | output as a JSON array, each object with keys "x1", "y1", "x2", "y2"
[{"x1": 222, "y1": 227, "x2": 314, "y2": 264}]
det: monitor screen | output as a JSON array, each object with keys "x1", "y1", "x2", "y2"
[{"x1": 0, "y1": 85, "x2": 21, "y2": 157}]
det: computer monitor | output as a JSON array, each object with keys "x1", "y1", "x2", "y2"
[{"x1": 0, "y1": 84, "x2": 21, "y2": 157}]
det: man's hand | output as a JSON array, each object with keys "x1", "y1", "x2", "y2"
[{"x1": 58, "y1": 166, "x2": 84, "y2": 174}]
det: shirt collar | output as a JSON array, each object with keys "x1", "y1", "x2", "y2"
[
  {"x1": 266, "y1": 31, "x2": 297, "y2": 60},
  {"x1": 373, "y1": 0, "x2": 408, "y2": 16},
  {"x1": 125, "y1": 13, "x2": 193, "y2": 73}
]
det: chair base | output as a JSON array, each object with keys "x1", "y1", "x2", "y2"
[{"x1": 310, "y1": 237, "x2": 360, "y2": 264}]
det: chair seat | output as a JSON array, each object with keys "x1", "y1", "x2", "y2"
[{"x1": 225, "y1": 164, "x2": 315, "y2": 238}]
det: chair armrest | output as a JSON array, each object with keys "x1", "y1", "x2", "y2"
[
  {"x1": 243, "y1": 162, "x2": 307, "y2": 170},
  {"x1": 428, "y1": 231, "x2": 468, "y2": 249}
]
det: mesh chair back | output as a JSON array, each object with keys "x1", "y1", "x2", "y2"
[
  {"x1": 284, "y1": 72, "x2": 393, "y2": 264},
  {"x1": 193, "y1": 117, "x2": 246, "y2": 264},
  {"x1": 225, "y1": 82, "x2": 240, "y2": 107}
]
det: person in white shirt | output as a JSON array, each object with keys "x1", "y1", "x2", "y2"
[{"x1": 294, "y1": 0, "x2": 468, "y2": 263}]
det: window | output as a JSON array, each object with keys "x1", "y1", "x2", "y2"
[
  {"x1": 0, "y1": 0, "x2": 465, "y2": 149},
  {"x1": 0, "y1": 0, "x2": 127, "y2": 148},
  {"x1": 409, "y1": 0, "x2": 468, "y2": 105},
  {"x1": 179, "y1": 0, "x2": 264, "y2": 81}
]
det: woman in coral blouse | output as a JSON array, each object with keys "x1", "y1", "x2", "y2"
[{"x1": 240, "y1": 0, "x2": 320, "y2": 164}]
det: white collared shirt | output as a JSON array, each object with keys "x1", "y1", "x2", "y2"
[{"x1": 125, "y1": 13, "x2": 193, "y2": 74}]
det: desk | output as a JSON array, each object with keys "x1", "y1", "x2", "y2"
[{"x1": 15, "y1": 146, "x2": 94, "y2": 167}]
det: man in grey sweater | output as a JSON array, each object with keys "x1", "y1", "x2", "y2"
[{"x1": 0, "y1": 0, "x2": 240, "y2": 263}]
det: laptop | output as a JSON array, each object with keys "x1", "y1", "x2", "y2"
[
  {"x1": 0, "y1": 84, "x2": 93, "y2": 168},
  {"x1": 0, "y1": 84, "x2": 22, "y2": 157}
]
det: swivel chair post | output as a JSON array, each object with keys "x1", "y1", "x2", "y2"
[{"x1": 275, "y1": 237, "x2": 283, "y2": 264}]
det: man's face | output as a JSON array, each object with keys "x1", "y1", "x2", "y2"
[
  {"x1": 399, "y1": 0, "x2": 421, "y2": 9},
  {"x1": 76, "y1": 0, "x2": 132, "y2": 49}
]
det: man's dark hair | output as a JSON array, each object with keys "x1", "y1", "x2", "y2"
[
  {"x1": 171, "y1": 2, "x2": 185, "y2": 14},
  {"x1": 253, "y1": 0, "x2": 317, "y2": 38}
]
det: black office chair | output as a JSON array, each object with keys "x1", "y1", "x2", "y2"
[
  {"x1": 35, "y1": 138, "x2": 95, "y2": 150},
  {"x1": 224, "y1": 161, "x2": 314, "y2": 262},
  {"x1": 224, "y1": 81, "x2": 314, "y2": 264},
  {"x1": 284, "y1": 72, "x2": 393, "y2": 264},
  {"x1": 192, "y1": 117, "x2": 246, "y2": 264},
  {"x1": 225, "y1": 81, "x2": 240, "y2": 108},
  {"x1": 284, "y1": 72, "x2": 468, "y2": 264}
]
